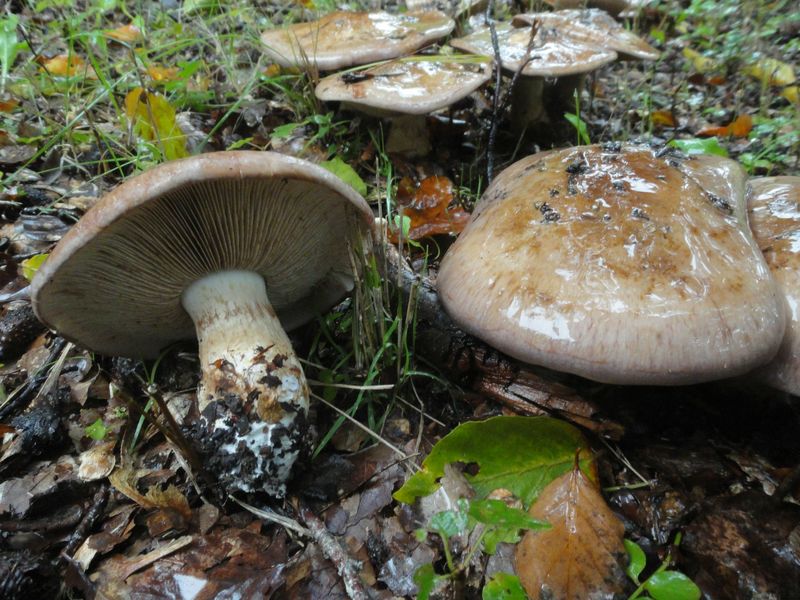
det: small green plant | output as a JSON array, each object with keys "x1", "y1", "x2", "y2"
[
  {"x1": 85, "y1": 417, "x2": 108, "y2": 440},
  {"x1": 565, "y1": 89, "x2": 591, "y2": 145},
  {"x1": 413, "y1": 497, "x2": 549, "y2": 600},
  {"x1": 624, "y1": 534, "x2": 701, "y2": 600}
]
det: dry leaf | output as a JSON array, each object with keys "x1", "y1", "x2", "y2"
[
  {"x1": 124, "y1": 87, "x2": 189, "y2": 160},
  {"x1": 682, "y1": 47, "x2": 716, "y2": 74},
  {"x1": 389, "y1": 175, "x2": 470, "y2": 242},
  {"x1": 109, "y1": 465, "x2": 192, "y2": 520},
  {"x1": 0, "y1": 98, "x2": 18, "y2": 112},
  {"x1": 106, "y1": 23, "x2": 143, "y2": 44},
  {"x1": 696, "y1": 114, "x2": 753, "y2": 138},
  {"x1": 515, "y1": 464, "x2": 626, "y2": 599},
  {"x1": 38, "y1": 53, "x2": 96, "y2": 78},
  {"x1": 650, "y1": 109, "x2": 676, "y2": 129},
  {"x1": 147, "y1": 65, "x2": 180, "y2": 83}
]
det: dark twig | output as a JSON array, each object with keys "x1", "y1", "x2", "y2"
[
  {"x1": 296, "y1": 503, "x2": 367, "y2": 600},
  {"x1": 0, "y1": 337, "x2": 66, "y2": 421},
  {"x1": 484, "y1": 0, "x2": 502, "y2": 182},
  {"x1": 500, "y1": 20, "x2": 540, "y2": 116},
  {"x1": 62, "y1": 484, "x2": 109, "y2": 558}
]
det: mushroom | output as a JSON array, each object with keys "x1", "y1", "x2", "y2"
[
  {"x1": 747, "y1": 176, "x2": 800, "y2": 394},
  {"x1": 511, "y1": 10, "x2": 659, "y2": 61},
  {"x1": 436, "y1": 144, "x2": 786, "y2": 385},
  {"x1": 31, "y1": 151, "x2": 374, "y2": 496},
  {"x1": 539, "y1": 0, "x2": 632, "y2": 18},
  {"x1": 315, "y1": 55, "x2": 492, "y2": 156},
  {"x1": 450, "y1": 22, "x2": 617, "y2": 130},
  {"x1": 260, "y1": 10, "x2": 455, "y2": 72}
]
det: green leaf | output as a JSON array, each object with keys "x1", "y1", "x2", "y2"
[
  {"x1": 481, "y1": 526, "x2": 522, "y2": 555},
  {"x1": 271, "y1": 122, "x2": 300, "y2": 139},
  {"x1": 668, "y1": 137, "x2": 729, "y2": 157},
  {"x1": 644, "y1": 571, "x2": 701, "y2": 600},
  {"x1": 0, "y1": 14, "x2": 19, "y2": 92},
  {"x1": 564, "y1": 112, "x2": 591, "y2": 145},
  {"x1": 85, "y1": 418, "x2": 108, "y2": 441},
  {"x1": 320, "y1": 156, "x2": 367, "y2": 196},
  {"x1": 624, "y1": 539, "x2": 647, "y2": 584},
  {"x1": 482, "y1": 572, "x2": 527, "y2": 600},
  {"x1": 414, "y1": 564, "x2": 440, "y2": 600},
  {"x1": 468, "y1": 498, "x2": 550, "y2": 531},
  {"x1": 20, "y1": 253, "x2": 49, "y2": 281},
  {"x1": 393, "y1": 416, "x2": 592, "y2": 507},
  {"x1": 430, "y1": 509, "x2": 469, "y2": 538}
]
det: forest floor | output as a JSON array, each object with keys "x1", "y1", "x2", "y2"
[{"x1": 0, "y1": 0, "x2": 798, "y2": 598}]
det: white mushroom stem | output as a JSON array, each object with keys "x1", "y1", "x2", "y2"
[
  {"x1": 386, "y1": 114, "x2": 432, "y2": 157},
  {"x1": 181, "y1": 270, "x2": 310, "y2": 496},
  {"x1": 510, "y1": 77, "x2": 546, "y2": 132}
]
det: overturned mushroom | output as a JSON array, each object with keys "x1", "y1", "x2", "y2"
[
  {"x1": 748, "y1": 176, "x2": 800, "y2": 395},
  {"x1": 437, "y1": 144, "x2": 785, "y2": 385},
  {"x1": 31, "y1": 151, "x2": 374, "y2": 496},
  {"x1": 450, "y1": 22, "x2": 617, "y2": 129},
  {"x1": 315, "y1": 55, "x2": 492, "y2": 156},
  {"x1": 261, "y1": 11, "x2": 455, "y2": 71}
]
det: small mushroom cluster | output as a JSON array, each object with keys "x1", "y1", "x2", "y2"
[
  {"x1": 31, "y1": 151, "x2": 374, "y2": 496},
  {"x1": 438, "y1": 144, "x2": 787, "y2": 385},
  {"x1": 260, "y1": 8, "x2": 659, "y2": 149}
]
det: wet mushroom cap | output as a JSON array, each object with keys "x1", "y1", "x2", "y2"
[
  {"x1": 511, "y1": 10, "x2": 660, "y2": 61},
  {"x1": 748, "y1": 176, "x2": 800, "y2": 394},
  {"x1": 31, "y1": 151, "x2": 374, "y2": 359},
  {"x1": 315, "y1": 56, "x2": 493, "y2": 115},
  {"x1": 260, "y1": 10, "x2": 455, "y2": 71},
  {"x1": 450, "y1": 22, "x2": 617, "y2": 77},
  {"x1": 437, "y1": 144, "x2": 786, "y2": 385},
  {"x1": 540, "y1": 0, "x2": 630, "y2": 17}
]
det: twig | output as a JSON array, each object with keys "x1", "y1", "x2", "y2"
[
  {"x1": 62, "y1": 484, "x2": 109, "y2": 558},
  {"x1": 0, "y1": 336, "x2": 66, "y2": 421},
  {"x1": 297, "y1": 504, "x2": 368, "y2": 600},
  {"x1": 484, "y1": 0, "x2": 502, "y2": 182},
  {"x1": 499, "y1": 20, "x2": 540, "y2": 116}
]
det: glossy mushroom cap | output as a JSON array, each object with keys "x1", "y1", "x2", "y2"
[
  {"x1": 748, "y1": 176, "x2": 800, "y2": 395},
  {"x1": 540, "y1": 0, "x2": 631, "y2": 17},
  {"x1": 32, "y1": 151, "x2": 373, "y2": 360},
  {"x1": 437, "y1": 144, "x2": 786, "y2": 385},
  {"x1": 315, "y1": 56, "x2": 492, "y2": 116},
  {"x1": 511, "y1": 10, "x2": 660, "y2": 61},
  {"x1": 450, "y1": 22, "x2": 617, "y2": 77},
  {"x1": 261, "y1": 11, "x2": 455, "y2": 71}
]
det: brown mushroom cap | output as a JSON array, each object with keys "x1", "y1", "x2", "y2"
[
  {"x1": 541, "y1": 0, "x2": 630, "y2": 18},
  {"x1": 450, "y1": 22, "x2": 617, "y2": 77},
  {"x1": 512, "y1": 10, "x2": 660, "y2": 61},
  {"x1": 31, "y1": 151, "x2": 374, "y2": 359},
  {"x1": 315, "y1": 56, "x2": 493, "y2": 115},
  {"x1": 437, "y1": 144, "x2": 785, "y2": 385},
  {"x1": 748, "y1": 176, "x2": 800, "y2": 394},
  {"x1": 260, "y1": 11, "x2": 455, "y2": 71}
]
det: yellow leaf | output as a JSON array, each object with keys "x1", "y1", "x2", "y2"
[
  {"x1": 744, "y1": 57, "x2": 796, "y2": 88},
  {"x1": 105, "y1": 23, "x2": 143, "y2": 44},
  {"x1": 39, "y1": 54, "x2": 97, "y2": 78},
  {"x1": 21, "y1": 253, "x2": 49, "y2": 281},
  {"x1": 782, "y1": 86, "x2": 799, "y2": 104},
  {"x1": 146, "y1": 65, "x2": 180, "y2": 83},
  {"x1": 682, "y1": 47, "x2": 717, "y2": 74},
  {"x1": 124, "y1": 87, "x2": 189, "y2": 161}
]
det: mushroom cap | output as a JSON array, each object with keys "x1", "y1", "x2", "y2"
[
  {"x1": 450, "y1": 22, "x2": 617, "y2": 77},
  {"x1": 260, "y1": 11, "x2": 455, "y2": 71},
  {"x1": 31, "y1": 151, "x2": 374, "y2": 359},
  {"x1": 541, "y1": 0, "x2": 630, "y2": 17},
  {"x1": 437, "y1": 144, "x2": 786, "y2": 385},
  {"x1": 512, "y1": 10, "x2": 660, "y2": 61},
  {"x1": 748, "y1": 176, "x2": 800, "y2": 394},
  {"x1": 315, "y1": 56, "x2": 493, "y2": 115}
]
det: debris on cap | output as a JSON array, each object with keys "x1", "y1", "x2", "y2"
[
  {"x1": 437, "y1": 144, "x2": 785, "y2": 385},
  {"x1": 261, "y1": 10, "x2": 455, "y2": 71},
  {"x1": 748, "y1": 176, "x2": 800, "y2": 395}
]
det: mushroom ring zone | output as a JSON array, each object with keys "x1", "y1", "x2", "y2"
[
  {"x1": 437, "y1": 144, "x2": 786, "y2": 385},
  {"x1": 31, "y1": 151, "x2": 374, "y2": 496}
]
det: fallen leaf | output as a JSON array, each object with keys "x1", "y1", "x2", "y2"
[
  {"x1": 515, "y1": 464, "x2": 626, "y2": 599},
  {"x1": 20, "y1": 253, "x2": 48, "y2": 281},
  {"x1": 124, "y1": 87, "x2": 189, "y2": 161},
  {"x1": 38, "y1": 53, "x2": 96, "y2": 78},
  {"x1": 744, "y1": 57, "x2": 796, "y2": 88},
  {"x1": 147, "y1": 65, "x2": 180, "y2": 83},
  {"x1": 105, "y1": 23, "x2": 143, "y2": 44},
  {"x1": 650, "y1": 109, "x2": 676, "y2": 129},
  {"x1": 109, "y1": 464, "x2": 192, "y2": 520},
  {"x1": 394, "y1": 416, "x2": 593, "y2": 507},
  {"x1": 682, "y1": 48, "x2": 716, "y2": 74},
  {"x1": 696, "y1": 114, "x2": 753, "y2": 138},
  {"x1": 0, "y1": 97, "x2": 18, "y2": 111},
  {"x1": 389, "y1": 176, "x2": 470, "y2": 242}
]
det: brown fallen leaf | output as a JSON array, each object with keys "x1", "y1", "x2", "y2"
[
  {"x1": 696, "y1": 113, "x2": 753, "y2": 138},
  {"x1": 105, "y1": 23, "x2": 143, "y2": 44},
  {"x1": 389, "y1": 175, "x2": 470, "y2": 242},
  {"x1": 515, "y1": 463, "x2": 626, "y2": 599}
]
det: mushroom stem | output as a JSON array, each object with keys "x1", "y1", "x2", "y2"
[
  {"x1": 181, "y1": 270, "x2": 310, "y2": 496},
  {"x1": 510, "y1": 76, "x2": 545, "y2": 132},
  {"x1": 386, "y1": 114, "x2": 432, "y2": 157}
]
